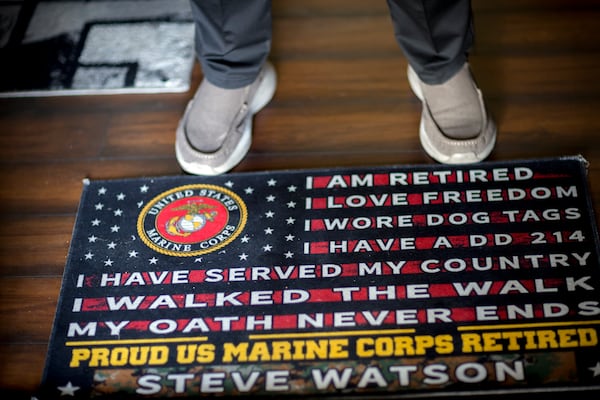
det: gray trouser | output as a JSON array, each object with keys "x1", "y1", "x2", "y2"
[{"x1": 189, "y1": 0, "x2": 473, "y2": 88}]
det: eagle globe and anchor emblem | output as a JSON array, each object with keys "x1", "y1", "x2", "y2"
[
  {"x1": 165, "y1": 202, "x2": 218, "y2": 237},
  {"x1": 138, "y1": 184, "x2": 247, "y2": 256}
]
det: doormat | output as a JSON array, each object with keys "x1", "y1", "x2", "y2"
[
  {"x1": 39, "y1": 157, "x2": 600, "y2": 398},
  {"x1": 0, "y1": 0, "x2": 194, "y2": 97}
]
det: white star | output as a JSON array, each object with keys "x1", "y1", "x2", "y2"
[
  {"x1": 84, "y1": 252, "x2": 94, "y2": 260},
  {"x1": 267, "y1": 179, "x2": 277, "y2": 187},
  {"x1": 287, "y1": 201, "x2": 296, "y2": 208},
  {"x1": 285, "y1": 234, "x2": 295, "y2": 241},
  {"x1": 110, "y1": 225, "x2": 120, "y2": 233},
  {"x1": 98, "y1": 187, "x2": 107, "y2": 195},
  {"x1": 88, "y1": 235, "x2": 98, "y2": 243},
  {"x1": 262, "y1": 244, "x2": 272, "y2": 252},
  {"x1": 266, "y1": 195, "x2": 276, "y2": 202},
  {"x1": 94, "y1": 203, "x2": 104, "y2": 210},
  {"x1": 284, "y1": 251, "x2": 294, "y2": 258},
  {"x1": 128, "y1": 250, "x2": 138, "y2": 258},
  {"x1": 140, "y1": 185, "x2": 149, "y2": 193},
  {"x1": 113, "y1": 209, "x2": 123, "y2": 216},
  {"x1": 107, "y1": 242, "x2": 117, "y2": 249},
  {"x1": 91, "y1": 219, "x2": 100, "y2": 226},
  {"x1": 116, "y1": 193, "x2": 126, "y2": 200},
  {"x1": 287, "y1": 185, "x2": 297, "y2": 192},
  {"x1": 137, "y1": 201, "x2": 144, "y2": 208},
  {"x1": 240, "y1": 235, "x2": 250, "y2": 243},
  {"x1": 589, "y1": 362, "x2": 600, "y2": 377},
  {"x1": 194, "y1": 258, "x2": 203, "y2": 263},
  {"x1": 57, "y1": 381, "x2": 80, "y2": 396},
  {"x1": 224, "y1": 180, "x2": 234, "y2": 188},
  {"x1": 245, "y1": 187, "x2": 254, "y2": 194},
  {"x1": 104, "y1": 259, "x2": 114, "y2": 266},
  {"x1": 239, "y1": 253, "x2": 249, "y2": 261},
  {"x1": 286, "y1": 217, "x2": 296, "y2": 225},
  {"x1": 264, "y1": 227, "x2": 274, "y2": 235},
  {"x1": 149, "y1": 257, "x2": 158, "y2": 265},
  {"x1": 265, "y1": 211, "x2": 275, "y2": 218}
]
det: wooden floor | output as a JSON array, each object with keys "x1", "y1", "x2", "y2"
[{"x1": 1, "y1": 0, "x2": 600, "y2": 396}]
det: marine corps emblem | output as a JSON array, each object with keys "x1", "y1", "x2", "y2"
[
  {"x1": 137, "y1": 184, "x2": 247, "y2": 256},
  {"x1": 165, "y1": 202, "x2": 218, "y2": 237}
]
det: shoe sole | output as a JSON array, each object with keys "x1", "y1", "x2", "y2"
[
  {"x1": 407, "y1": 65, "x2": 496, "y2": 164},
  {"x1": 176, "y1": 62, "x2": 277, "y2": 175}
]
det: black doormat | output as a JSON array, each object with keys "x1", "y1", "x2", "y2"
[
  {"x1": 39, "y1": 157, "x2": 600, "y2": 398},
  {"x1": 0, "y1": 0, "x2": 194, "y2": 96}
]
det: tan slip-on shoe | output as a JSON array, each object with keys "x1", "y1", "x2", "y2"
[
  {"x1": 407, "y1": 63, "x2": 497, "y2": 164},
  {"x1": 176, "y1": 62, "x2": 277, "y2": 175}
]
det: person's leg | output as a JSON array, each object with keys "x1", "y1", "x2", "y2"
[
  {"x1": 189, "y1": 0, "x2": 272, "y2": 89},
  {"x1": 176, "y1": 0, "x2": 276, "y2": 175},
  {"x1": 386, "y1": 0, "x2": 473, "y2": 85},
  {"x1": 386, "y1": 0, "x2": 496, "y2": 164}
]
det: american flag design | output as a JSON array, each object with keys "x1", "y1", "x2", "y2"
[{"x1": 40, "y1": 158, "x2": 600, "y2": 398}]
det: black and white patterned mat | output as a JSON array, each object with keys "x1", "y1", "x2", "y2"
[{"x1": 0, "y1": 0, "x2": 195, "y2": 96}]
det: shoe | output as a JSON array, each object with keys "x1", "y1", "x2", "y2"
[
  {"x1": 407, "y1": 63, "x2": 496, "y2": 164},
  {"x1": 176, "y1": 62, "x2": 277, "y2": 175}
]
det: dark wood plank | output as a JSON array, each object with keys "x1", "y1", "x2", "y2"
[
  {"x1": 0, "y1": 344, "x2": 48, "y2": 395},
  {"x1": 0, "y1": 277, "x2": 60, "y2": 342},
  {"x1": 0, "y1": 215, "x2": 74, "y2": 277},
  {"x1": 2, "y1": 55, "x2": 599, "y2": 166},
  {"x1": 0, "y1": 159, "x2": 181, "y2": 215}
]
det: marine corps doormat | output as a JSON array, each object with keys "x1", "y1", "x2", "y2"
[
  {"x1": 0, "y1": 0, "x2": 194, "y2": 96},
  {"x1": 39, "y1": 157, "x2": 600, "y2": 399}
]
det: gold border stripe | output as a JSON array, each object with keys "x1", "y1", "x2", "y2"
[
  {"x1": 249, "y1": 329, "x2": 415, "y2": 340},
  {"x1": 458, "y1": 320, "x2": 600, "y2": 331},
  {"x1": 65, "y1": 336, "x2": 208, "y2": 346}
]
